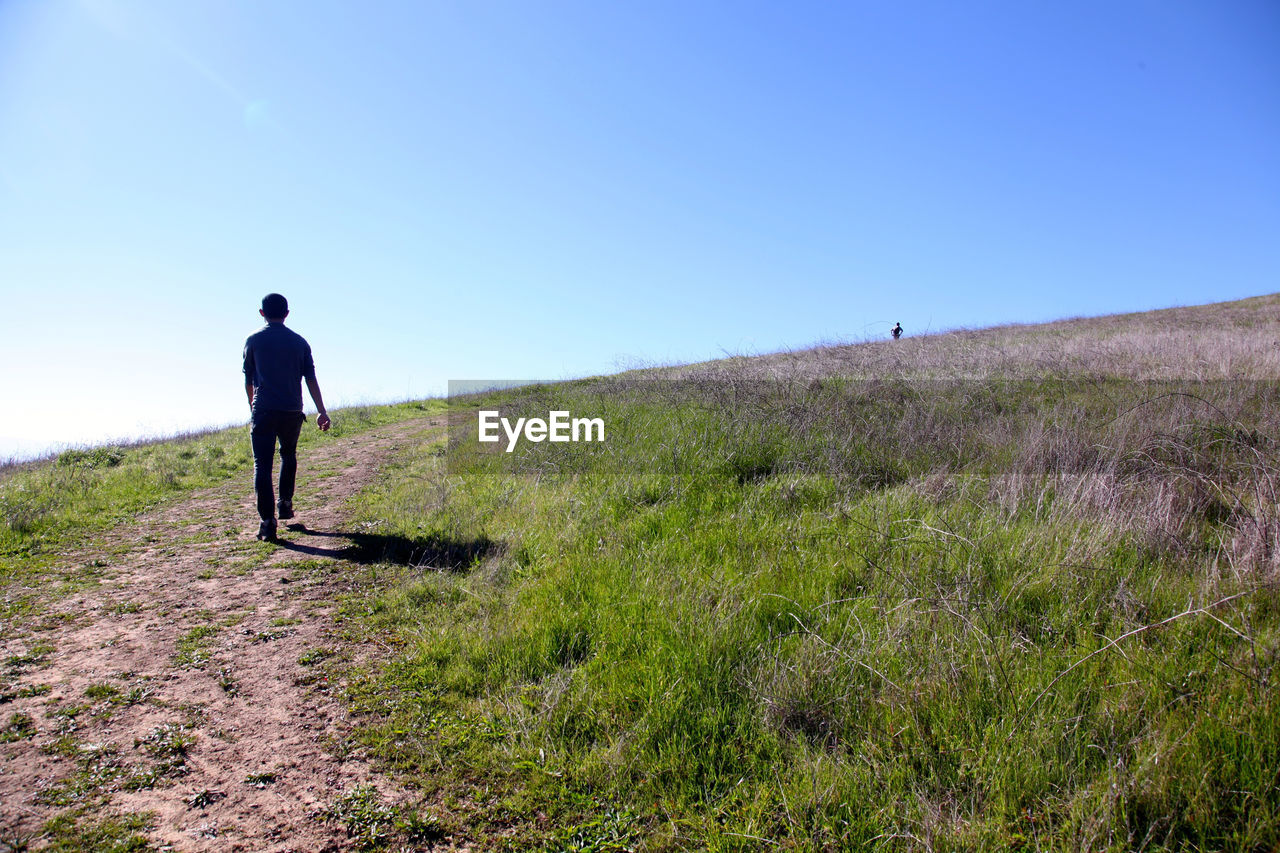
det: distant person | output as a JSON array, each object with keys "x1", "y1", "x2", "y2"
[
  {"x1": 891, "y1": 322, "x2": 903, "y2": 340},
  {"x1": 243, "y1": 293, "x2": 331, "y2": 541}
]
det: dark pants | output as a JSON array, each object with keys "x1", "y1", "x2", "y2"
[{"x1": 251, "y1": 409, "x2": 305, "y2": 522}]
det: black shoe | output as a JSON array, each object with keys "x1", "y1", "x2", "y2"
[
  {"x1": 277, "y1": 500, "x2": 294, "y2": 520},
  {"x1": 257, "y1": 519, "x2": 278, "y2": 541}
]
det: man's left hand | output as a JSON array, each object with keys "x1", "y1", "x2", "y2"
[{"x1": 317, "y1": 413, "x2": 331, "y2": 432}]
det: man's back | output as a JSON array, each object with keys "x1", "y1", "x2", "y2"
[{"x1": 243, "y1": 323, "x2": 315, "y2": 413}]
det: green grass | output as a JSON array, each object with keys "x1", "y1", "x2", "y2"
[
  {"x1": 41, "y1": 811, "x2": 155, "y2": 852},
  {"x1": 6, "y1": 298, "x2": 1280, "y2": 849},
  {"x1": 0, "y1": 682, "x2": 51, "y2": 704},
  {"x1": 299, "y1": 647, "x2": 335, "y2": 666},
  {"x1": 174, "y1": 624, "x2": 220, "y2": 669},
  {"x1": 244, "y1": 770, "x2": 279, "y2": 786},
  {"x1": 322, "y1": 784, "x2": 445, "y2": 851},
  {"x1": 0, "y1": 711, "x2": 37, "y2": 743},
  {"x1": 134, "y1": 722, "x2": 195, "y2": 765},
  {"x1": 336, "y1": 374, "x2": 1280, "y2": 850},
  {"x1": 6, "y1": 641, "x2": 56, "y2": 669},
  {"x1": 84, "y1": 683, "x2": 121, "y2": 702}
]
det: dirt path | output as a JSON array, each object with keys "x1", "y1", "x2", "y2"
[{"x1": 1, "y1": 417, "x2": 444, "y2": 851}]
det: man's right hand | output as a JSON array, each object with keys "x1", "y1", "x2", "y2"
[{"x1": 316, "y1": 413, "x2": 331, "y2": 432}]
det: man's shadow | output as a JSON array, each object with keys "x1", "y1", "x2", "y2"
[{"x1": 274, "y1": 523, "x2": 499, "y2": 572}]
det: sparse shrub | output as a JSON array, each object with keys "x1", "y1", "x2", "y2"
[{"x1": 57, "y1": 446, "x2": 126, "y2": 470}]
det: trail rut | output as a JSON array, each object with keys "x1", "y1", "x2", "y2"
[{"x1": 1, "y1": 417, "x2": 444, "y2": 851}]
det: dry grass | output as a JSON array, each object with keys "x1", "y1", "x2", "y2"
[
  {"x1": 635, "y1": 293, "x2": 1280, "y2": 580},
  {"x1": 667, "y1": 292, "x2": 1280, "y2": 381}
]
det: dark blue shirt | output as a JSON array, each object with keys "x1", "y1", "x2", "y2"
[{"x1": 243, "y1": 322, "x2": 316, "y2": 413}]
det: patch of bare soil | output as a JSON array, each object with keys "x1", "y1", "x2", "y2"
[{"x1": 1, "y1": 417, "x2": 446, "y2": 851}]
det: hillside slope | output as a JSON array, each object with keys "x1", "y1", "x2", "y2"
[
  {"x1": 680, "y1": 292, "x2": 1280, "y2": 381},
  {"x1": 3, "y1": 295, "x2": 1278, "y2": 851},
  {"x1": 344, "y1": 292, "x2": 1280, "y2": 849}
]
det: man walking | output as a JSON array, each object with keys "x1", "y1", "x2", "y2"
[{"x1": 243, "y1": 293, "x2": 331, "y2": 541}]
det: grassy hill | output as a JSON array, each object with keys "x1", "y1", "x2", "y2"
[
  {"x1": 4, "y1": 296, "x2": 1278, "y2": 850},
  {"x1": 349, "y1": 295, "x2": 1279, "y2": 850},
  {"x1": 677, "y1": 293, "x2": 1280, "y2": 381}
]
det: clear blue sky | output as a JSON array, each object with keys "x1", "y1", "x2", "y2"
[{"x1": 2, "y1": 1, "x2": 1277, "y2": 458}]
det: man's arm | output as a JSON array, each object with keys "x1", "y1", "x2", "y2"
[
  {"x1": 306, "y1": 376, "x2": 331, "y2": 431},
  {"x1": 243, "y1": 340, "x2": 256, "y2": 415}
]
